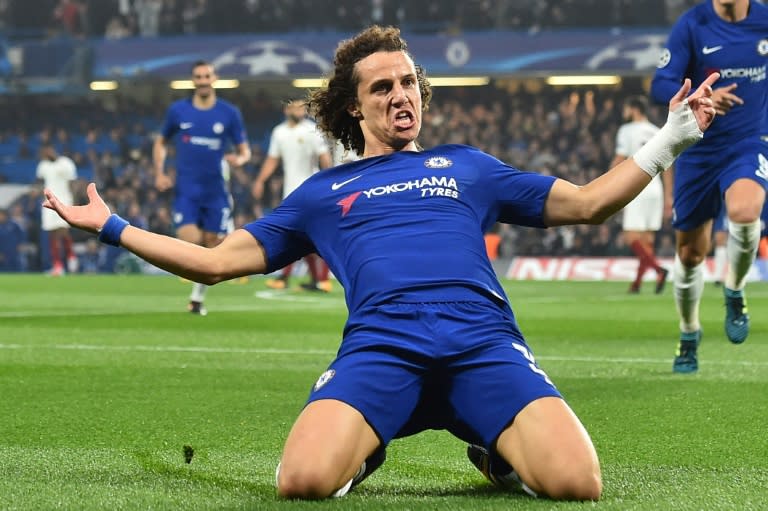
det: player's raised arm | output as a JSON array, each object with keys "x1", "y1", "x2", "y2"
[
  {"x1": 43, "y1": 182, "x2": 268, "y2": 283},
  {"x1": 543, "y1": 73, "x2": 718, "y2": 227}
]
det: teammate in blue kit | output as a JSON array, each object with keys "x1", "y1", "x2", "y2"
[
  {"x1": 650, "y1": 0, "x2": 768, "y2": 373},
  {"x1": 153, "y1": 60, "x2": 251, "y2": 315},
  {"x1": 44, "y1": 26, "x2": 718, "y2": 501}
]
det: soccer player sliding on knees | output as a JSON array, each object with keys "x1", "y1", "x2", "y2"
[{"x1": 42, "y1": 25, "x2": 719, "y2": 502}]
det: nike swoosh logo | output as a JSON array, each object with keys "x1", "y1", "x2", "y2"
[
  {"x1": 702, "y1": 45, "x2": 723, "y2": 55},
  {"x1": 331, "y1": 175, "x2": 362, "y2": 190},
  {"x1": 180, "y1": 122, "x2": 193, "y2": 129}
]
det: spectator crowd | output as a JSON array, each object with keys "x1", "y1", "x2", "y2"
[
  {"x1": 3, "y1": 0, "x2": 703, "y2": 40},
  {"x1": 0, "y1": 81, "x2": 679, "y2": 273}
]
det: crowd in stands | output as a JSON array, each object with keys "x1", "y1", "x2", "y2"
[
  {"x1": 3, "y1": 0, "x2": 703, "y2": 40},
  {"x1": 0, "y1": 82, "x2": 679, "y2": 273}
]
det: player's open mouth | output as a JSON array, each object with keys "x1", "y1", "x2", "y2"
[{"x1": 393, "y1": 110, "x2": 415, "y2": 129}]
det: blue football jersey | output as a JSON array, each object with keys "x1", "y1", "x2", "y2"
[
  {"x1": 160, "y1": 98, "x2": 247, "y2": 199},
  {"x1": 244, "y1": 144, "x2": 556, "y2": 315},
  {"x1": 650, "y1": 0, "x2": 768, "y2": 157}
]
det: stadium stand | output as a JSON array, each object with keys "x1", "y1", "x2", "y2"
[
  {"x1": 3, "y1": 0, "x2": 699, "y2": 39},
  {"x1": 1, "y1": 0, "x2": 717, "y2": 273}
]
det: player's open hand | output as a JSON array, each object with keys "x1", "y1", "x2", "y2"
[
  {"x1": 670, "y1": 72, "x2": 719, "y2": 133},
  {"x1": 155, "y1": 173, "x2": 173, "y2": 192},
  {"x1": 43, "y1": 182, "x2": 111, "y2": 234},
  {"x1": 710, "y1": 83, "x2": 743, "y2": 115}
]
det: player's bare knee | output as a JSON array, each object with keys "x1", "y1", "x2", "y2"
[
  {"x1": 542, "y1": 465, "x2": 602, "y2": 501},
  {"x1": 677, "y1": 246, "x2": 706, "y2": 267},
  {"x1": 726, "y1": 206, "x2": 762, "y2": 225},
  {"x1": 276, "y1": 463, "x2": 339, "y2": 499}
]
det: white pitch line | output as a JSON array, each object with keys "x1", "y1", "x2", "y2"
[
  {"x1": 0, "y1": 343, "x2": 765, "y2": 367},
  {"x1": 0, "y1": 290, "x2": 345, "y2": 318},
  {"x1": 0, "y1": 302, "x2": 344, "y2": 318},
  {"x1": 0, "y1": 343, "x2": 336, "y2": 355},
  {"x1": 253, "y1": 290, "x2": 344, "y2": 303}
]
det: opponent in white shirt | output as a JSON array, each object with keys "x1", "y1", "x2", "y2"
[
  {"x1": 36, "y1": 143, "x2": 78, "y2": 275},
  {"x1": 610, "y1": 96, "x2": 673, "y2": 294},
  {"x1": 252, "y1": 99, "x2": 332, "y2": 292}
]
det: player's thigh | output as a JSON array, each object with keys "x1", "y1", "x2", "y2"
[
  {"x1": 449, "y1": 336, "x2": 561, "y2": 449},
  {"x1": 720, "y1": 139, "x2": 768, "y2": 222},
  {"x1": 725, "y1": 178, "x2": 766, "y2": 223},
  {"x1": 281, "y1": 341, "x2": 425, "y2": 492},
  {"x1": 278, "y1": 399, "x2": 380, "y2": 497},
  {"x1": 175, "y1": 224, "x2": 203, "y2": 244},
  {"x1": 201, "y1": 230, "x2": 224, "y2": 248},
  {"x1": 306, "y1": 344, "x2": 426, "y2": 446},
  {"x1": 672, "y1": 159, "x2": 721, "y2": 232},
  {"x1": 496, "y1": 396, "x2": 601, "y2": 500}
]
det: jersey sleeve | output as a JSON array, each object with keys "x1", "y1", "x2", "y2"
[
  {"x1": 241, "y1": 189, "x2": 314, "y2": 273},
  {"x1": 614, "y1": 124, "x2": 631, "y2": 157},
  {"x1": 160, "y1": 104, "x2": 179, "y2": 139},
  {"x1": 312, "y1": 126, "x2": 330, "y2": 155},
  {"x1": 650, "y1": 16, "x2": 693, "y2": 104},
  {"x1": 472, "y1": 149, "x2": 556, "y2": 229},
  {"x1": 65, "y1": 157, "x2": 77, "y2": 180},
  {"x1": 266, "y1": 127, "x2": 281, "y2": 158}
]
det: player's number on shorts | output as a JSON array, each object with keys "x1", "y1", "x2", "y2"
[
  {"x1": 220, "y1": 207, "x2": 231, "y2": 232},
  {"x1": 512, "y1": 342, "x2": 553, "y2": 386}
]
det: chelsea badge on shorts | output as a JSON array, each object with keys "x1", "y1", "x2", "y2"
[{"x1": 313, "y1": 369, "x2": 335, "y2": 391}]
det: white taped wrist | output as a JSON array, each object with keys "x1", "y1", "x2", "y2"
[{"x1": 633, "y1": 99, "x2": 703, "y2": 177}]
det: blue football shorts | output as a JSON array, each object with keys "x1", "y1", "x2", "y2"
[
  {"x1": 672, "y1": 136, "x2": 768, "y2": 232},
  {"x1": 173, "y1": 194, "x2": 233, "y2": 234},
  {"x1": 306, "y1": 301, "x2": 562, "y2": 448}
]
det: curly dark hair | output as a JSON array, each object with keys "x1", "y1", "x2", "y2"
[{"x1": 308, "y1": 25, "x2": 432, "y2": 156}]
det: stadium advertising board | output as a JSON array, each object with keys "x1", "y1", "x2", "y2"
[
  {"x1": 85, "y1": 29, "x2": 669, "y2": 79},
  {"x1": 505, "y1": 257, "x2": 768, "y2": 282}
]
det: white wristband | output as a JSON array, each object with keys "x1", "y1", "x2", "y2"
[{"x1": 632, "y1": 99, "x2": 703, "y2": 177}]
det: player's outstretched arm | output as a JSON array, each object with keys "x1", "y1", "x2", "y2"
[
  {"x1": 543, "y1": 73, "x2": 718, "y2": 227},
  {"x1": 43, "y1": 183, "x2": 268, "y2": 283}
]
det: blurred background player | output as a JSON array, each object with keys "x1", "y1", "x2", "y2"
[
  {"x1": 610, "y1": 95, "x2": 672, "y2": 294},
  {"x1": 252, "y1": 99, "x2": 332, "y2": 292},
  {"x1": 0, "y1": 208, "x2": 25, "y2": 272},
  {"x1": 36, "y1": 142, "x2": 78, "y2": 276},
  {"x1": 651, "y1": 0, "x2": 768, "y2": 373},
  {"x1": 153, "y1": 60, "x2": 251, "y2": 315}
]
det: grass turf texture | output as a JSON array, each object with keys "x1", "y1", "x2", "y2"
[{"x1": 1, "y1": 274, "x2": 766, "y2": 510}]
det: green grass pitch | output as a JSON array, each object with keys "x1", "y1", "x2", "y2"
[{"x1": 1, "y1": 274, "x2": 766, "y2": 510}]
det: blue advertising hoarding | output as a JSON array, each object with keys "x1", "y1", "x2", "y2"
[{"x1": 85, "y1": 29, "x2": 669, "y2": 80}]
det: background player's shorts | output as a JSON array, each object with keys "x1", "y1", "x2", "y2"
[
  {"x1": 42, "y1": 207, "x2": 70, "y2": 231},
  {"x1": 673, "y1": 137, "x2": 768, "y2": 232},
  {"x1": 306, "y1": 301, "x2": 561, "y2": 448},
  {"x1": 622, "y1": 177, "x2": 663, "y2": 231},
  {"x1": 173, "y1": 194, "x2": 233, "y2": 234}
]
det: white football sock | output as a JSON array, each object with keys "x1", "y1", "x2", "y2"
[
  {"x1": 725, "y1": 219, "x2": 761, "y2": 291},
  {"x1": 190, "y1": 282, "x2": 208, "y2": 303},
  {"x1": 674, "y1": 254, "x2": 704, "y2": 332},
  {"x1": 713, "y1": 244, "x2": 727, "y2": 282}
]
